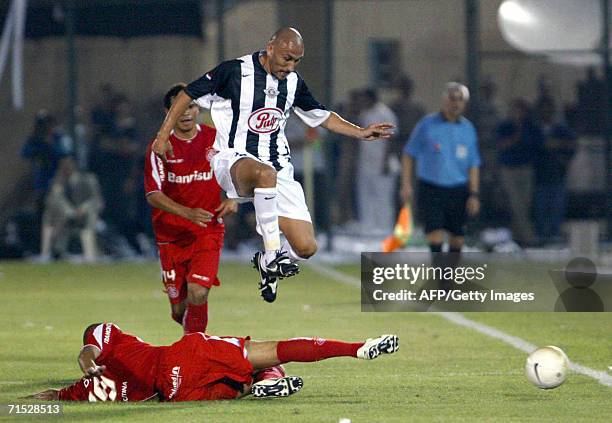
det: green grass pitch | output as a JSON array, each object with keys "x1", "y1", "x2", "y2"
[{"x1": 0, "y1": 260, "x2": 611, "y2": 422}]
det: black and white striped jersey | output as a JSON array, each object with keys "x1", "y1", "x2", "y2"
[{"x1": 185, "y1": 51, "x2": 330, "y2": 170}]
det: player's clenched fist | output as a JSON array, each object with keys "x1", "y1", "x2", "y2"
[{"x1": 84, "y1": 365, "x2": 106, "y2": 378}]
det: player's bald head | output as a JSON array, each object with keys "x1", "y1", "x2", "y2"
[
  {"x1": 264, "y1": 27, "x2": 304, "y2": 80},
  {"x1": 269, "y1": 27, "x2": 303, "y2": 48}
]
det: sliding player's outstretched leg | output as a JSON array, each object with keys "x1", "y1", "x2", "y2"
[{"x1": 246, "y1": 334, "x2": 400, "y2": 369}]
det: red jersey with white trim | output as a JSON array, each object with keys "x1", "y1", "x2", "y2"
[
  {"x1": 156, "y1": 333, "x2": 253, "y2": 401},
  {"x1": 58, "y1": 323, "x2": 164, "y2": 402},
  {"x1": 144, "y1": 124, "x2": 223, "y2": 243}
]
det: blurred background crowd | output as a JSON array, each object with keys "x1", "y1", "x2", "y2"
[{"x1": 0, "y1": 0, "x2": 610, "y2": 262}]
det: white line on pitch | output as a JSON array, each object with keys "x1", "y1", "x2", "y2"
[{"x1": 308, "y1": 262, "x2": 612, "y2": 388}]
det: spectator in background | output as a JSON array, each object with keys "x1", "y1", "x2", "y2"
[
  {"x1": 284, "y1": 115, "x2": 328, "y2": 230},
  {"x1": 73, "y1": 105, "x2": 92, "y2": 170},
  {"x1": 21, "y1": 110, "x2": 72, "y2": 253},
  {"x1": 90, "y1": 94, "x2": 143, "y2": 255},
  {"x1": 21, "y1": 110, "x2": 72, "y2": 209},
  {"x1": 495, "y1": 99, "x2": 542, "y2": 247},
  {"x1": 533, "y1": 99, "x2": 576, "y2": 243},
  {"x1": 477, "y1": 79, "x2": 505, "y2": 226},
  {"x1": 90, "y1": 84, "x2": 117, "y2": 144},
  {"x1": 401, "y1": 83, "x2": 480, "y2": 289},
  {"x1": 534, "y1": 74, "x2": 554, "y2": 114},
  {"x1": 330, "y1": 90, "x2": 362, "y2": 227},
  {"x1": 38, "y1": 157, "x2": 103, "y2": 263},
  {"x1": 576, "y1": 67, "x2": 605, "y2": 135},
  {"x1": 390, "y1": 75, "x2": 425, "y2": 211},
  {"x1": 357, "y1": 88, "x2": 398, "y2": 235}
]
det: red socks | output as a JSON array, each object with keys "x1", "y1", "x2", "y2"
[
  {"x1": 182, "y1": 302, "x2": 208, "y2": 334},
  {"x1": 276, "y1": 338, "x2": 364, "y2": 363}
]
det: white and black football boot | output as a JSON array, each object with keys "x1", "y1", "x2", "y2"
[
  {"x1": 252, "y1": 251, "x2": 299, "y2": 303},
  {"x1": 251, "y1": 376, "x2": 304, "y2": 398}
]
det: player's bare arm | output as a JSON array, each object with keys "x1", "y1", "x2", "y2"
[
  {"x1": 24, "y1": 389, "x2": 60, "y2": 400},
  {"x1": 215, "y1": 198, "x2": 239, "y2": 219},
  {"x1": 153, "y1": 90, "x2": 193, "y2": 160},
  {"x1": 78, "y1": 345, "x2": 106, "y2": 378},
  {"x1": 321, "y1": 111, "x2": 394, "y2": 140},
  {"x1": 147, "y1": 191, "x2": 213, "y2": 227}
]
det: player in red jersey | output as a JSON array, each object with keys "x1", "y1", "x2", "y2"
[
  {"x1": 28, "y1": 323, "x2": 399, "y2": 402},
  {"x1": 144, "y1": 83, "x2": 238, "y2": 334}
]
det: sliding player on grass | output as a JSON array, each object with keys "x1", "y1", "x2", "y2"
[{"x1": 28, "y1": 323, "x2": 399, "y2": 401}]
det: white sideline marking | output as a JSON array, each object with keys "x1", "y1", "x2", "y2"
[
  {"x1": 308, "y1": 262, "x2": 612, "y2": 388},
  {"x1": 437, "y1": 312, "x2": 612, "y2": 387}
]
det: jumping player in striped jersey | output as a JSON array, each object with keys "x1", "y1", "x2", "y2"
[{"x1": 153, "y1": 27, "x2": 394, "y2": 303}]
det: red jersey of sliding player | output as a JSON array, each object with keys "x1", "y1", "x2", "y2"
[{"x1": 58, "y1": 323, "x2": 253, "y2": 402}]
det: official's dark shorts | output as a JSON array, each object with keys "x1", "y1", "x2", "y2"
[{"x1": 417, "y1": 180, "x2": 469, "y2": 236}]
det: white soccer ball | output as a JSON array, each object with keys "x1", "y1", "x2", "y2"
[{"x1": 525, "y1": 346, "x2": 569, "y2": 389}]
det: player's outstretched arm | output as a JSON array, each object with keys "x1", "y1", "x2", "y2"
[
  {"x1": 147, "y1": 192, "x2": 213, "y2": 227},
  {"x1": 153, "y1": 90, "x2": 193, "y2": 160},
  {"x1": 321, "y1": 112, "x2": 395, "y2": 141},
  {"x1": 78, "y1": 345, "x2": 105, "y2": 378},
  {"x1": 23, "y1": 389, "x2": 59, "y2": 400}
]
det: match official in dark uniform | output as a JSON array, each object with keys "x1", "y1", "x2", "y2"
[{"x1": 401, "y1": 83, "x2": 481, "y2": 287}]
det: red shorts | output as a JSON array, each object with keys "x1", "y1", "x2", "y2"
[
  {"x1": 157, "y1": 333, "x2": 253, "y2": 402},
  {"x1": 158, "y1": 232, "x2": 223, "y2": 304}
]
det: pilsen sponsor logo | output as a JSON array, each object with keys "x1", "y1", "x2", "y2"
[
  {"x1": 247, "y1": 107, "x2": 284, "y2": 134},
  {"x1": 168, "y1": 366, "x2": 182, "y2": 400},
  {"x1": 167, "y1": 170, "x2": 213, "y2": 184}
]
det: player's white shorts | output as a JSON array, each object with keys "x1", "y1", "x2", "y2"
[{"x1": 211, "y1": 149, "x2": 312, "y2": 223}]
